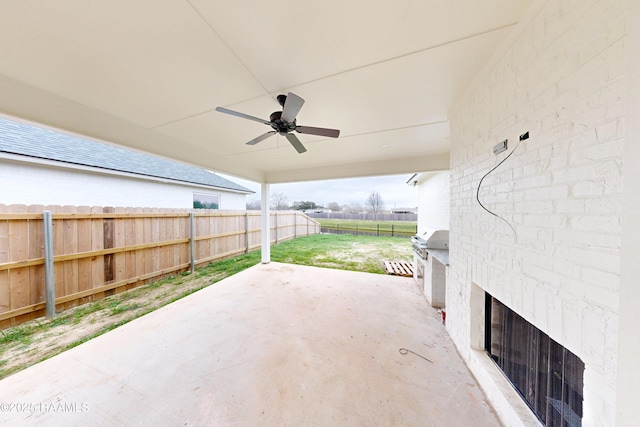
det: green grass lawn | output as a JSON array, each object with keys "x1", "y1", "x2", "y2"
[
  {"x1": 271, "y1": 233, "x2": 412, "y2": 273},
  {"x1": 204, "y1": 233, "x2": 412, "y2": 275}
]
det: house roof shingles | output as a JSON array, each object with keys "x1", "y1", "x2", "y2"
[{"x1": 0, "y1": 118, "x2": 253, "y2": 194}]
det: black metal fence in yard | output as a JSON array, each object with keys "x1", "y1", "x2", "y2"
[
  {"x1": 308, "y1": 212, "x2": 417, "y2": 222},
  {"x1": 320, "y1": 223, "x2": 417, "y2": 238}
]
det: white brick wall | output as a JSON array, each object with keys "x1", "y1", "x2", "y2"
[{"x1": 447, "y1": 0, "x2": 626, "y2": 425}]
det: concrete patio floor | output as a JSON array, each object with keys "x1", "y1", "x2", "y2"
[{"x1": 0, "y1": 262, "x2": 500, "y2": 426}]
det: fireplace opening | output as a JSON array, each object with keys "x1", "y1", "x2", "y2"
[{"x1": 485, "y1": 294, "x2": 584, "y2": 427}]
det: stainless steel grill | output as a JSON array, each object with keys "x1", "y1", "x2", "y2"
[
  {"x1": 411, "y1": 235, "x2": 429, "y2": 259},
  {"x1": 412, "y1": 228, "x2": 449, "y2": 308},
  {"x1": 411, "y1": 228, "x2": 449, "y2": 260}
]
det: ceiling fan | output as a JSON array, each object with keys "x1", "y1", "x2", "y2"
[{"x1": 215, "y1": 92, "x2": 340, "y2": 153}]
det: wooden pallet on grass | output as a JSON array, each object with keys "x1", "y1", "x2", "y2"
[{"x1": 384, "y1": 261, "x2": 414, "y2": 277}]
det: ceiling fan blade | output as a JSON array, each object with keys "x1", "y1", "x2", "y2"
[
  {"x1": 296, "y1": 126, "x2": 340, "y2": 138},
  {"x1": 281, "y1": 92, "x2": 305, "y2": 123},
  {"x1": 286, "y1": 133, "x2": 307, "y2": 153},
  {"x1": 216, "y1": 107, "x2": 270, "y2": 125},
  {"x1": 246, "y1": 131, "x2": 276, "y2": 145}
]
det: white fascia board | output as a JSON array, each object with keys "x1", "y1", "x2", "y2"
[
  {"x1": 264, "y1": 153, "x2": 450, "y2": 184},
  {"x1": 412, "y1": 171, "x2": 446, "y2": 185}
]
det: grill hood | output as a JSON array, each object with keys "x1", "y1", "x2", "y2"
[{"x1": 413, "y1": 227, "x2": 449, "y2": 250}]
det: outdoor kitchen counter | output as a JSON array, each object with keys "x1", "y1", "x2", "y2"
[{"x1": 427, "y1": 249, "x2": 449, "y2": 266}]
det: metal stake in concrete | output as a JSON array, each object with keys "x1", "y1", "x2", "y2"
[
  {"x1": 189, "y1": 212, "x2": 195, "y2": 273},
  {"x1": 43, "y1": 211, "x2": 56, "y2": 319}
]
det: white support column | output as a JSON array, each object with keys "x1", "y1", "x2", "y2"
[
  {"x1": 261, "y1": 183, "x2": 271, "y2": 264},
  {"x1": 617, "y1": 2, "x2": 640, "y2": 424}
]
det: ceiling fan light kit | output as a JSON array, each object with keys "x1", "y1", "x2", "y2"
[{"x1": 215, "y1": 92, "x2": 340, "y2": 154}]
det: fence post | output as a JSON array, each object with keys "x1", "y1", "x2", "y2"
[
  {"x1": 307, "y1": 219, "x2": 309, "y2": 235},
  {"x1": 294, "y1": 212, "x2": 297, "y2": 238},
  {"x1": 274, "y1": 212, "x2": 278, "y2": 244},
  {"x1": 189, "y1": 212, "x2": 195, "y2": 273},
  {"x1": 245, "y1": 212, "x2": 250, "y2": 253},
  {"x1": 43, "y1": 211, "x2": 56, "y2": 319},
  {"x1": 392, "y1": 224, "x2": 395, "y2": 237},
  {"x1": 377, "y1": 224, "x2": 380, "y2": 237}
]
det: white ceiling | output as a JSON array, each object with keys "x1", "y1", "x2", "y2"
[{"x1": 0, "y1": 0, "x2": 533, "y2": 183}]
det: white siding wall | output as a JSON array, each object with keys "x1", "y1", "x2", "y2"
[
  {"x1": 416, "y1": 171, "x2": 450, "y2": 234},
  {"x1": 0, "y1": 160, "x2": 247, "y2": 209},
  {"x1": 448, "y1": 0, "x2": 626, "y2": 425}
]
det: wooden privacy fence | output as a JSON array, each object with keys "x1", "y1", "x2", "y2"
[{"x1": 0, "y1": 205, "x2": 320, "y2": 329}]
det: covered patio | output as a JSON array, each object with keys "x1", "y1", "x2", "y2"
[
  {"x1": 0, "y1": 263, "x2": 498, "y2": 426},
  {"x1": 3, "y1": 1, "x2": 638, "y2": 424}
]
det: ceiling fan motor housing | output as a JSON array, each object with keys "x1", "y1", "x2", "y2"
[
  {"x1": 215, "y1": 91, "x2": 339, "y2": 153},
  {"x1": 269, "y1": 111, "x2": 297, "y2": 134},
  {"x1": 276, "y1": 94, "x2": 288, "y2": 107}
]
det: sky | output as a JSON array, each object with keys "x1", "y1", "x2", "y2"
[{"x1": 218, "y1": 173, "x2": 419, "y2": 209}]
